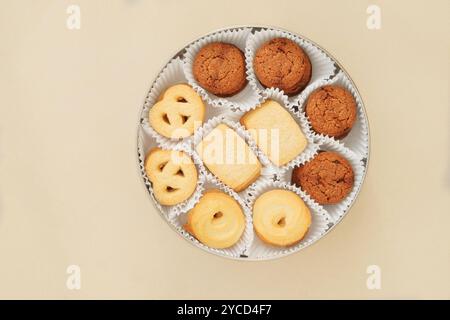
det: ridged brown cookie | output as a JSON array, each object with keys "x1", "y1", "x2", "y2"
[
  {"x1": 253, "y1": 37, "x2": 312, "y2": 96},
  {"x1": 291, "y1": 151, "x2": 354, "y2": 204},
  {"x1": 306, "y1": 85, "x2": 357, "y2": 138},
  {"x1": 193, "y1": 42, "x2": 247, "y2": 97}
]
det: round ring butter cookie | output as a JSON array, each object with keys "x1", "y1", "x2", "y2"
[
  {"x1": 253, "y1": 189, "x2": 311, "y2": 247},
  {"x1": 185, "y1": 189, "x2": 245, "y2": 249}
]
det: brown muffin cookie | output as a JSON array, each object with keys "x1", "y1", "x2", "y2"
[
  {"x1": 253, "y1": 37, "x2": 312, "y2": 96},
  {"x1": 193, "y1": 42, "x2": 247, "y2": 97},
  {"x1": 306, "y1": 85, "x2": 357, "y2": 138},
  {"x1": 291, "y1": 151, "x2": 354, "y2": 204}
]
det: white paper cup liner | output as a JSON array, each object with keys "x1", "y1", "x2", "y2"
[
  {"x1": 141, "y1": 58, "x2": 227, "y2": 150},
  {"x1": 169, "y1": 176, "x2": 253, "y2": 258},
  {"x1": 191, "y1": 116, "x2": 277, "y2": 196},
  {"x1": 243, "y1": 177, "x2": 331, "y2": 259},
  {"x1": 183, "y1": 27, "x2": 262, "y2": 111},
  {"x1": 245, "y1": 28, "x2": 336, "y2": 104},
  {"x1": 137, "y1": 128, "x2": 206, "y2": 219},
  {"x1": 279, "y1": 136, "x2": 365, "y2": 223},
  {"x1": 297, "y1": 71, "x2": 369, "y2": 158}
]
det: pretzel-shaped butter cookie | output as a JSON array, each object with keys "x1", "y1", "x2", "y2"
[
  {"x1": 145, "y1": 148, "x2": 198, "y2": 206},
  {"x1": 149, "y1": 84, "x2": 205, "y2": 139}
]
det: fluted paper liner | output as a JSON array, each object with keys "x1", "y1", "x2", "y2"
[
  {"x1": 169, "y1": 176, "x2": 253, "y2": 258},
  {"x1": 137, "y1": 127, "x2": 206, "y2": 219},
  {"x1": 183, "y1": 28, "x2": 262, "y2": 111},
  {"x1": 279, "y1": 136, "x2": 366, "y2": 223},
  {"x1": 244, "y1": 177, "x2": 332, "y2": 259},
  {"x1": 245, "y1": 28, "x2": 336, "y2": 104},
  {"x1": 297, "y1": 71, "x2": 369, "y2": 158}
]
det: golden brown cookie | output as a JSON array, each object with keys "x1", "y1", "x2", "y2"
[
  {"x1": 185, "y1": 189, "x2": 245, "y2": 249},
  {"x1": 305, "y1": 85, "x2": 357, "y2": 138},
  {"x1": 291, "y1": 151, "x2": 354, "y2": 204},
  {"x1": 196, "y1": 124, "x2": 261, "y2": 192},
  {"x1": 193, "y1": 42, "x2": 247, "y2": 97},
  {"x1": 149, "y1": 84, "x2": 205, "y2": 139},
  {"x1": 253, "y1": 189, "x2": 311, "y2": 247},
  {"x1": 240, "y1": 99, "x2": 307, "y2": 166},
  {"x1": 145, "y1": 148, "x2": 198, "y2": 206},
  {"x1": 253, "y1": 37, "x2": 312, "y2": 96}
]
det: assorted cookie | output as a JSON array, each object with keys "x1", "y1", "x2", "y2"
[
  {"x1": 253, "y1": 189, "x2": 311, "y2": 247},
  {"x1": 305, "y1": 85, "x2": 357, "y2": 138},
  {"x1": 254, "y1": 37, "x2": 312, "y2": 95},
  {"x1": 141, "y1": 28, "x2": 367, "y2": 257},
  {"x1": 291, "y1": 151, "x2": 354, "y2": 204},
  {"x1": 184, "y1": 190, "x2": 245, "y2": 249},
  {"x1": 196, "y1": 124, "x2": 261, "y2": 192},
  {"x1": 144, "y1": 148, "x2": 198, "y2": 206},
  {"x1": 193, "y1": 42, "x2": 247, "y2": 97},
  {"x1": 149, "y1": 84, "x2": 205, "y2": 139},
  {"x1": 240, "y1": 99, "x2": 307, "y2": 166}
]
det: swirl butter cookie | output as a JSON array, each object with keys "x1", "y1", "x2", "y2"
[
  {"x1": 253, "y1": 189, "x2": 311, "y2": 247},
  {"x1": 185, "y1": 190, "x2": 245, "y2": 249},
  {"x1": 149, "y1": 84, "x2": 205, "y2": 139},
  {"x1": 145, "y1": 148, "x2": 198, "y2": 206}
]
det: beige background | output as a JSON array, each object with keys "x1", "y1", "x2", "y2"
[{"x1": 0, "y1": 0, "x2": 449, "y2": 299}]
